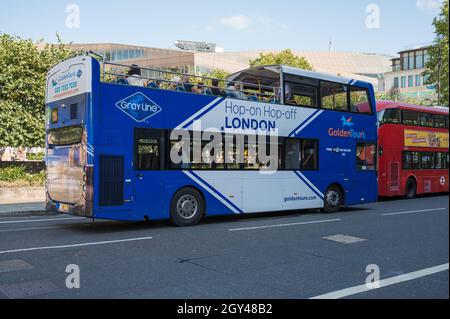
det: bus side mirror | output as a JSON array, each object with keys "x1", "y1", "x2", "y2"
[{"x1": 379, "y1": 146, "x2": 383, "y2": 157}]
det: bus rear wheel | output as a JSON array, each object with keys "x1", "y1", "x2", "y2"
[
  {"x1": 323, "y1": 185, "x2": 343, "y2": 213},
  {"x1": 170, "y1": 188, "x2": 204, "y2": 227},
  {"x1": 405, "y1": 178, "x2": 417, "y2": 199}
]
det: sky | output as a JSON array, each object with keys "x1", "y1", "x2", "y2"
[{"x1": 0, "y1": 0, "x2": 444, "y2": 55}]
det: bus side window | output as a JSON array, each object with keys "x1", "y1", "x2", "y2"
[
  {"x1": 320, "y1": 82, "x2": 348, "y2": 112},
  {"x1": 301, "y1": 140, "x2": 318, "y2": 171},
  {"x1": 284, "y1": 139, "x2": 301, "y2": 170},
  {"x1": 285, "y1": 82, "x2": 318, "y2": 108},
  {"x1": 137, "y1": 138, "x2": 160, "y2": 170},
  {"x1": 350, "y1": 87, "x2": 372, "y2": 115},
  {"x1": 356, "y1": 143, "x2": 376, "y2": 171}
]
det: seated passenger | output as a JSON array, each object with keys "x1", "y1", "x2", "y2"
[
  {"x1": 248, "y1": 94, "x2": 259, "y2": 101},
  {"x1": 226, "y1": 83, "x2": 237, "y2": 98},
  {"x1": 233, "y1": 82, "x2": 247, "y2": 100},
  {"x1": 171, "y1": 76, "x2": 184, "y2": 91},
  {"x1": 210, "y1": 79, "x2": 224, "y2": 96},
  {"x1": 127, "y1": 64, "x2": 146, "y2": 87},
  {"x1": 192, "y1": 84, "x2": 203, "y2": 94},
  {"x1": 147, "y1": 80, "x2": 159, "y2": 89},
  {"x1": 182, "y1": 75, "x2": 193, "y2": 92}
]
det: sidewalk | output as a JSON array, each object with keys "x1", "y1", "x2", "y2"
[{"x1": 0, "y1": 201, "x2": 50, "y2": 217}]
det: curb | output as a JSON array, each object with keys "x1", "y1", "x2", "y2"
[{"x1": 0, "y1": 210, "x2": 59, "y2": 218}]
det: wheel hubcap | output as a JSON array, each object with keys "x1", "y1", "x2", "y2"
[
  {"x1": 326, "y1": 190, "x2": 340, "y2": 207},
  {"x1": 176, "y1": 195, "x2": 198, "y2": 220}
]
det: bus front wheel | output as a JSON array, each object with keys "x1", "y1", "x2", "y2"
[
  {"x1": 170, "y1": 188, "x2": 205, "y2": 227},
  {"x1": 405, "y1": 178, "x2": 417, "y2": 199},
  {"x1": 323, "y1": 185, "x2": 343, "y2": 213}
]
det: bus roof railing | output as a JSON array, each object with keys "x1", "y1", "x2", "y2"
[{"x1": 103, "y1": 61, "x2": 279, "y2": 92}]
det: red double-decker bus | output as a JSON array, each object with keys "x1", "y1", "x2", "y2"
[{"x1": 377, "y1": 101, "x2": 449, "y2": 198}]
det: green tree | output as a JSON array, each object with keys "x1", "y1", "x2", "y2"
[
  {"x1": 249, "y1": 49, "x2": 313, "y2": 70},
  {"x1": 0, "y1": 34, "x2": 77, "y2": 147},
  {"x1": 424, "y1": 0, "x2": 449, "y2": 106}
]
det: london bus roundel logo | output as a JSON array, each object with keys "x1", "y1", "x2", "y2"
[
  {"x1": 440, "y1": 176, "x2": 446, "y2": 186},
  {"x1": 115, "y1": 92, "x2": 162, "y2": 123}
]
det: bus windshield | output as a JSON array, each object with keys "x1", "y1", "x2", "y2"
[{"x1": 48, "y1": 126, "x2": 83, "y2": 146}]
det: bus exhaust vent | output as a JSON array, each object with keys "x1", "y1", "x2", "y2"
[
  {"x1": 99, "y1": 156, "x2": 124, "y2": 206},
  {"x1": 390, "y1": 162, "x2": 400, "y2": 191}
]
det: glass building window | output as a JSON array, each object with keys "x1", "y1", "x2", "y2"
[
  {"x1": 402, "y1": 54, "x2": 408, "y2": 70},
  {"x1": 408, "y1": 76, "x2": 414, "y2": 88},
  {"x1": 416, "y1": 51, "x2": 424, "y2": 68},
  {"x1": 408, "y1": 52, "x2": 415, "y2": 70},
  {"x1": 424, "y1": 50, "x2": 430, "y2": 65},
  {"x1": 117, "y1": 50, "x2": 123, "y2": 61},
  {"x1": 415, "y1": 75, "x2": 422, "y2": 86},
  {"x1": 401, "y1": 76, "x2": 406, "y2": 88},
  {"x1": 393, "y1": 77, "x2": 399, "y2": 88}
]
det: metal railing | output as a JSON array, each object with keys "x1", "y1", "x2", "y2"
[{"x1": 95, "y1": 56, "x2": 281, "y2": 103}]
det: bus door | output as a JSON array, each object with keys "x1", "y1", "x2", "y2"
[{"x1": 133, "y1": 129, "x2": 166, "y2": 219}]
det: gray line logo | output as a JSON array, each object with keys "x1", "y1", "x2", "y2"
[{"x1": 116, "y1": 92, "x2": 162, "y2": 123}]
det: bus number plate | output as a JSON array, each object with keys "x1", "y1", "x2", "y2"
[{"x1": 58, "y1": 204, "x2": 70, "y2": 213}]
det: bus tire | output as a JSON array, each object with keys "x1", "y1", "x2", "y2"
[
  {"x1": 323, "y1": 185, "x2": 343, "y2": 213},
  {"x1": 405, "y1": 178, "x2": 417, "y2": 199},
  {"x1": 170, "y1": 188, "x2": 204, "y2": 227}
]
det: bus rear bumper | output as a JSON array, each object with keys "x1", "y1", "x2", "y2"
[{"x1": 46, "y1": 196, "x2": 93, "y2": 218}]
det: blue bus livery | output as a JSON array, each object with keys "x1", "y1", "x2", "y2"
[{"x1": 45, "y1": 54, "x2": 378, "y2": 226}]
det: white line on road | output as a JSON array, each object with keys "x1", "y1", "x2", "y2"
[
  {"x1": 229, "y1": 219, "x2": 341, "y2": 232},
  {"x1": 0, "y1": 237, "x2": 153, "y2": 255},
  {"x1": 382, "y1": 208, "x2": 447, "y2": 216},
  {"x1": 310, "y1": 263, "x2": 449, "y2": 299},
  {"x1": 0, "y1": 226, "x2": 61, "y2": 233},
  {"x1": 0, "y1": 217, "x2": 84, "y2": 225}
]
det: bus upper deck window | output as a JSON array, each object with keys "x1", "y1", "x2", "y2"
[
  {"x1": 51, "y1": 108, "x2": 58, "y2": 124},
  {"x1": 350, "y1": 87, "x2": 372, "y2": 115}
]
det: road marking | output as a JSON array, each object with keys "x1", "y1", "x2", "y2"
[
  {"x1": 229, "y1": 219, "x2": 341, "y2": 232},
  {"x1": 381, "y1": 208, "x2": 447, "y2": 216},
  {"x1": 0, "y1": 217, "x2": 84, "y2": 225},
  {"x1": 0, "y1": 237, "x2": 153, "y2": 255},
  {"x1": 323, "y1": 234, "x2": 367, "y2": 244},
  {"x1": 310, "y1": 263, "x2": 449, "y2": 299},
  {"x1": 0, "y1": 226, "x2": 62, "y2": 233}
]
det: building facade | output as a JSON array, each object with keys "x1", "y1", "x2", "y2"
[
  {"x1": 379, "y1": 45, "x2": 437, "y2": 101},
  {"x1": 71, "y1": 43, "x2": 393, "y2": 91}
]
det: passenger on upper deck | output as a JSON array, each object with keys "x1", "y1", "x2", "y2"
[
  {"x1": 192, "y1": 83, "x2": 204, "y2": 94},
  {"x1": 181, "y1": 75, "x2": 193, "y2": 92},
  {"x1": 210, "y1": 79, "x2": 224, "y2": 96},
  {"x1": 127, "y1": 64, "x2": 146, "y2": 87},
  {"x1": 233, "y1": 82, "x2": 247, "y2": 100}
]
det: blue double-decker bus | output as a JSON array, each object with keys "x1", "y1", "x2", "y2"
[{"x1": 45, "y1": 54, "x2": 378, "y2": 226}]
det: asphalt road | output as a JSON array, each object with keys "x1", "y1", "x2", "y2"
[{"x1": 0, "y1": 195, "x2": 448, "y2": 299}]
